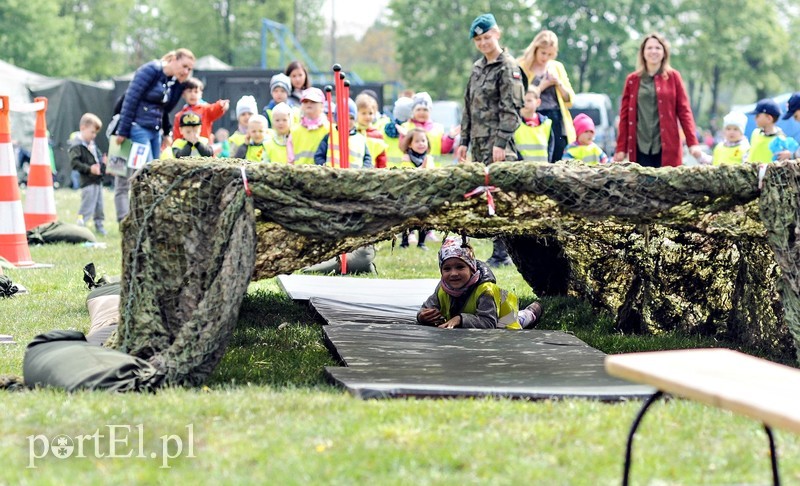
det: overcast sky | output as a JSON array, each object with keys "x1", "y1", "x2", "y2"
[{"x1": 322, "y1": 0, "x2": 391, "y2": 39}]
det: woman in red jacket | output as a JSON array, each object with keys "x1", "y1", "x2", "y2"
[{"x1": 613, "y1": 33, "x2": 703, "y2": 167}]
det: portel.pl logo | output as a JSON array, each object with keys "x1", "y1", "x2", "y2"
[{"x1": 27, "y1": 424, "x2": 195, "y2": 468}]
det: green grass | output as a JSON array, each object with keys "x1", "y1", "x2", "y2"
[{"x1": 2, "y1": 188, "x2": 800, "y2": 484}]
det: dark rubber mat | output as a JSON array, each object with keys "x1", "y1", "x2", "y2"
[{"x1": 311, "y1": 297, "x2": 654, "y2": 400}]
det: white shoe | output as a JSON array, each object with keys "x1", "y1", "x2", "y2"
[{"x1": 76, "y1": 217, "x2": 85, "y2": 227}]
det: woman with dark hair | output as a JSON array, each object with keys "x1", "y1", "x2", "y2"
[
  {"x1": 614, "y1": 33, "x2": 703, "y2": 167},
  {"x1": 284, "y1": 61, "x2": 311, "y2": 108}
]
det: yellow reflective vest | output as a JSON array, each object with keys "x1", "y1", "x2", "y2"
[
  {"x1": 513, "y1": 118, "x2": 552, "y2": 162},
  {"x1": 171, "y1": 137, "x2": 210, "y2": 158},
  {"x1": 385, "y1": 135, "x2": 403, "y2": 168},
  {"x1": 564, "y1": 142, "x2": 606, "y2": 165},
  {"x1": 712, "y1": 140, "x2": 749, "y2": 165},
  {"x1": 748, "y1": 129, "x2": 779, "y2": 163},
  {"x1": 436, "y1": 282, "x2": 521, "y2": 330},
  {"x1": 364, "y1": 134, "x2": 387, "y2": 167},
  {"x1": 265, "y1": 133, "x2": 290, "y2": 163},
  {"x1": 241, "y1": 142, "x2": 269, "y2": 163},
  {"x1": 326, "y1": 128, "x2": 368, "y2": 168},
  {"x1": 291, "y1": 123, "x2": 330, "y2": 165},
  {"x1": 228, "y1": 131, "x2": 247, "y2": 156}
]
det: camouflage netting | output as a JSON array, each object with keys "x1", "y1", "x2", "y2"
[{"x1": 114, "y1": 158, "x2": 800, "y2": 386}]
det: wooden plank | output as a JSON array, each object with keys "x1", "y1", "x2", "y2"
[{"x1": 605, "y1": 348, "x2": 800, "y2": 434}]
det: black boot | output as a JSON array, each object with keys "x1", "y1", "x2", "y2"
[
  {"x1": 486, "y1": 238, "x2": 513, "y2": 268},
  {"x1": 400, "y1": 231, "x2": 410, "y2": 248},
  {"x1": 417, "y1": 228, "x2": 428, "y2": 250}
]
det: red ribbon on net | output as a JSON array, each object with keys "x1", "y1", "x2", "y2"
[
  {"x1": 240, "y1": 165, "x2": 252, "y2": 197},
  {"x1": 463, "y1": 165, "x2": 497, "y2": 216}
]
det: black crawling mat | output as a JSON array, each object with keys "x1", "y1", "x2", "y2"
[{"x1": 308, "y1": 296, "x2": 653, "y2": 400}]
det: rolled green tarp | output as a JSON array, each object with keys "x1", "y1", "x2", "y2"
[{"x1": 23, "y1": 330, "x2": 162, "y2": 392}]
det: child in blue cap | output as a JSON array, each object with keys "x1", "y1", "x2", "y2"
[{"x1": 746, "y1": 98, "x2": 793, "y2": 163}]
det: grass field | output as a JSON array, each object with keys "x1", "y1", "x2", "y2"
[{"x1": 2, "y1": 188, "x2": 799, "y2": 484}]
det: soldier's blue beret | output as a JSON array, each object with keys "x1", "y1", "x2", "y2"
[{"x1": 469, "y1": 13, "x2": 497, "y2": 39}]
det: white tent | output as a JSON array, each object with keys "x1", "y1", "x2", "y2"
[
  {"x1": 0, "y1": 59, "x2": 51, "y2": 147},
  {"x1": 194, "y1": 55, "x2": 233, "y2": 71}
]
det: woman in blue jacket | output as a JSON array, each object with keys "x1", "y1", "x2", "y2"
[
  {"x1": 116, "y1": 48, "x2": 195, "y2": 159},
  {"x1": 114, "y1": 48, "x2": 194, "y2": 221}
]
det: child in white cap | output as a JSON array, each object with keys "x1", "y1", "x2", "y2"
[
  {"x1": 288, "y1": 87, "x2": 330, "y2": 165},
  {"x1": 264, "y1": 102, "x2": 292, "y2": 163},
  {"x1": 417, "y1": 236, "x2": 543, "y2": 329},
  {"x1": 711, "y1": 112, "x2": 750, "y2": 165},
  {"x1": 229, "y1": 95, "x2": 258, "y2": 156}
]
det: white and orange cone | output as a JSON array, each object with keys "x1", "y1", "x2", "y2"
[
  {"x1": 0, "y1": 95, "x2": 35, "y2": 267},
  {"x1": 23, "y1": 97, "x2": 56, "y2": 231}
]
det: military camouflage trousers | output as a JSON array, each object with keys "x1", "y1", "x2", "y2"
[{"x1": 469, "y1": 137, "x2": 519, "y2": 164}]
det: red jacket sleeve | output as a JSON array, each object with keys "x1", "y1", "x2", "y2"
[
  {"x1": 616, "y1": 73, "x2": 636, "y2": 160},
  {"x1": 440, "y1": 134, "x2": 455, "y2": 154},
  {"x1": 672, "y1": 71, "x2": 699, "y2": 147},
  {"x1": 173, "y1": 106, "x2": 188, "y2": 140}
]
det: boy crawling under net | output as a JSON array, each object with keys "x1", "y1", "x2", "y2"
[{"x1": 417, "y1": 236, "x2": 543, "y2": 329}]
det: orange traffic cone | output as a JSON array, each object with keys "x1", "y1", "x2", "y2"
[
  {"x1": 0, "y1": 95, "x2": 35, "y2": 267},
  {"x1": 23, "y1": 97, "x2": 56, "y2": 231}
]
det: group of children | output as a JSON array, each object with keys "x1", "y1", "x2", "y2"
[
  {"x1": 68, "y1": 63, "x2": 800, "y2": 238},
  {"x1": 707, "y1": 95, "x2": 800, "y2": 165},
  {"x1": 512, "y1": 85, "x2": 608, "y2": 165}
]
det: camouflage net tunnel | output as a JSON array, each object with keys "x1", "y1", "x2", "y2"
[{"x1": 112, "y1": 159, "x2": 800, "y2": 386}]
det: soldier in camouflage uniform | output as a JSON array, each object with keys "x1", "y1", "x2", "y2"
[
  {"x1": 456, "y1": 13, "x2": 525, "y2": 165},
  {"x1": 456, "y1": 13, "x2": 526, "y2": 267}
]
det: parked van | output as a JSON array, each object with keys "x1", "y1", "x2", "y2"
[
  {"x1": 568, "y1": 93, "x2": 616, "y2": 155},
  {"x1": 431, "y1": 100, "x2": 462, "y2": 134}
]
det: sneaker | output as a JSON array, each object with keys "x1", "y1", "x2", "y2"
[
  {"x1": 95, "y1": 227, "x2": 108, "y2": 236},
  {"x1": 76, "y1": 216, "x2": 85, "y2": 227},
  {"x1": 486, "y1": 256, "x2": 513, "y2": 268},
  {"x1": 417, "y1": 243, "x2": 429, "y2": 251},
  {"x1": 520, "y1": 302, "x2": 543, "y2": 329}
]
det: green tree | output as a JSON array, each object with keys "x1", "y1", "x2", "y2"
[
  {"x1": 334, "y1": 21, "x2": 399, "y2": 83},
  {"x1": 59, "y1": 0, "x2": 136, "y2": 79},
  {"x1": 534, "y1": 0, "x2": 677, "y2": 100},
  {"x1": 0, "y1": 0, "x2": 81, "y2": 77},
  {"x1": 388, "y1": 0, "x2": 534, "y2": 99},
  {"x1": 735, "y1": 2, "x2": 797, "y2": 101}
]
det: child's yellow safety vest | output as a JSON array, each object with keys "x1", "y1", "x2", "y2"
[{"x1": 436, "y1": 282, "x2": 521, "y2": 330}]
